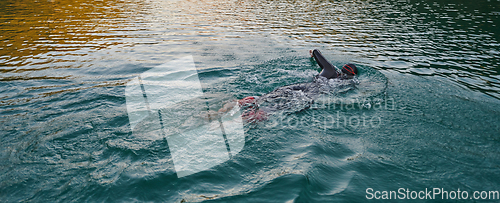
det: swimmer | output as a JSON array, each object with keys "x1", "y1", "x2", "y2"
[
  {"x1": 310, "y1": 49, "x2": 358, "y2": 80},
  {"x1": 214, "y1": 49, "x2": 358, "y2": 123}
]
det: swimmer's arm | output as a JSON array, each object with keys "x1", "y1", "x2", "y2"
[
  {"x1": 199, "y1": 100, "x2": 238, "y2": 122},
  {"x1": 218, "y1": 100, "x2": 238, "y2": 114}
]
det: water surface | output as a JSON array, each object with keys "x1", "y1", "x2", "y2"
[{"x1": 1, "y1": 0, "x2": 500, "y2": 202}]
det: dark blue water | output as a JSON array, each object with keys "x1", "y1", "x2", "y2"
[{"x1": 1, "y1": 0, "x2": 500, "y2": 202}]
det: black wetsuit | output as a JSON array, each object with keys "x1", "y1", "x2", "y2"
[
  {"x1": 255, "y1": 50, "x2": 354, "y2": 113},
  {"x1": 313, "y1": 49, "x2": 340, "y2": 79},
  {"x1": 256, "y1": 79, "x2": 322, "y2": 112}
]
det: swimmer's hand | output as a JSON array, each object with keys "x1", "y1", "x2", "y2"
[
  {"x1": 218, "y1": 101, "x2": 237, "y2": 114},
  {"x1": 199, "y1": 110, "x2": 219, "y2": 122},
  {"x1": 199, "y1": 100, "x2": 238, "y2": 122},
  {"x1": 309, "y1": 50, "x2": 313, "y2": 57}
]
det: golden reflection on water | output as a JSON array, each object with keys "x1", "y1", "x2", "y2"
[
  {"x1": 1, "y1": 0, "x2": 499, "y2": 99},
  {"x1": 0, "y1": 0, "x2": 144, "y2": 69},
  {"x1": 0, "y1": 0, "x2": 372, "y2": 70}
]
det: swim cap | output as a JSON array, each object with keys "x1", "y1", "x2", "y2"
[{"x1": 341, "y1": 64, "x2": 357, "y2": 76}]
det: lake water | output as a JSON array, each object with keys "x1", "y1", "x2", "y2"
[{"x1": 1, "y1": 0, "x2": 500, "y2": 202}]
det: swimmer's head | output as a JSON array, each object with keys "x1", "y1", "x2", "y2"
[{"x1": 341, "y1": 63, "x2": 357, "y2": 78}]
